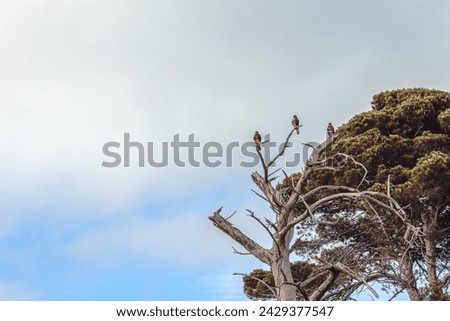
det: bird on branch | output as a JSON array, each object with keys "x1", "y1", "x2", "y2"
[
  {"x1": 327, "y1": 122, "x2": 335, "y2": 138},
  {"x1": 292, "y1": 115, "x2": 300, "y2": 134},
  {"x1": 253, "y1": 131, "x2": 262, "y2": 151}
]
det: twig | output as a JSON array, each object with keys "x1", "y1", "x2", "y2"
[
  {"x1": 364, "y1": 199, "x2": 390, "y2": 240},
  {"x1": 225, "y1": 210, "x2": 237, "y2": 221},
  {"x1": 234, "y1": 272, "x2": 278, "y2": 298},
  {"x1": 232, "y1": 246, "x2": 252, "y2": 256},
  {"x1": 251, "y1": 188, "x2": 270, "y2": 203},
  {"x1": 268, "y1": 167, "x2": 283, "y2": 178},
  {"x1": 246, "y1": 209, "x2": 282, "y2": 255},
  {"x1": 266, "y1": 128, "x2": 296, "y2": 169},
  {"x1": 388, "y1": 287, "x2": 405, "y2": 301}
]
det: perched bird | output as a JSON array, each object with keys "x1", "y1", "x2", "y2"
[
  {"x1": 327, "y1": 122, "x2": 335, "y2": 138},
  {"x1": 292, "y1": 115, "x2": 300, "y2": 134},
  {"x1": 253, "y1": 131, "x2": 262, "y2": 151}
]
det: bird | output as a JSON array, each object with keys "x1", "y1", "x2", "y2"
[
  {"x1": 292, "y1": 115, "x2": 300, "y2": 134},
  {"x1": 253, "y1": 131, "x2": 262, "y2": 151},
  {"x1": 327, "y1": 122, "x2": 335, "y2": 138}
]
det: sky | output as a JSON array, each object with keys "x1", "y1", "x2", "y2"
[{"x1": 0, "y1": 0, "x2": 449, "y2": 300}]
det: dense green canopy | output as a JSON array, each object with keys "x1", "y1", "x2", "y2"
[{"x1": 244, "y1": 88, "x2": 450, "y2": 300}]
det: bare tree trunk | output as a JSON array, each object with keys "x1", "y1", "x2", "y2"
[
  {"x1": 271, "y1": 254, "x2": 296, "y2": 300},
  {"x1": 400, "y1": 257, "x2": 423, "y2": 301},
  {"x1": 422, "y1": 208, "x2": 442, "y2": 299},
  {"x1": 271, "y1": 219, "x2": 297, "y2": 301}
]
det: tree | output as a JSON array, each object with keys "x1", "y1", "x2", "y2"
[
  {"x1": 244, "y1": 88, "x2": 450, "y2": 300},
  {"x1": 319, "y1": 88, "x2": 450, "y2": 300},
  {"x1": 209, "y1": 116, "x2": 411, "y2": 300}
]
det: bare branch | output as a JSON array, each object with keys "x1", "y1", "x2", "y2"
[
  {"x1": 225, "y1": 210, "x2": 237, "y2": 221},
  {"x1": 251, "y1": 188, "x2": 270, "y2": 203},
  {"x1": 302, "y1": 185, "x2": 359, "y2": 201},
  {"x1": 321, "y1": 273, "x2": 383, "y2": 301},
  {"x1": 335, "y1": 153, "x2": 369, "y2": 189},
  {"x1": 443, "y1": 273, "x2": 450, "y2": 291},
  {"x1": 255, "y1": 145, "x2": 269, "y2": 183},
  {"x1": 246, "y1": 209, "x2": 282, "y2": 255},
  {"x1": 265, "y1": 218, "x2": 278, "y2": 232},
  {"x1": 334, "y1": 262, "x2": 379, "y2": 299},
  {"x1": 251, "y1": 172, "x2": 281, "y2": 209},
  {"x1": 209, "y1": 208, "x2": 271, "y2": 265},
  {"x1": 300, "y1": 269, "x2": 332, "y2": 288},
  {"x1": 266, "y1": 128, "x2": 296, "y2": 169},
  {"x1": 277, "y1": 280, "x2": 310, "y2": 301},
  {"x1": 318, "y1": 218, "x2": 341, "y2": 226},
  {"x1": 233, "y1": 272, "x2": 278, "y2": 298},
  {"x1": 281, "y1": 192, "x2": 364, "y2": 239},
  {"x1": 388, "y1": 287, "x2": 406, "y2": 301},
  {"x1": 363, "y1": 199, "x2": 390, "y2": 240},
  {"x1": 306, "y1": 135, "x2": 336, "y2": 166},
  {"x1": 232, "y1": 246, "x2": 252, "y2": 256},
  {"x1": 289, "y1": 237, "x2": 304, "y2": 253},
  {"x1": 268, "y1": 167, "x2": 283, "y2": 178},
  {"x1": 308, "y1": 270, "x2": 339, "y2": 301}
]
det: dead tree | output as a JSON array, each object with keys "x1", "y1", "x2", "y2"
[{"x1": 209, "y1": 121, "x2": 415, "y2": 300}]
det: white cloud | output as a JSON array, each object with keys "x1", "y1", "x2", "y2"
[
  {"x1": 69, "y1": 211, "x2": 246, "y2": 266},
  {"x1": 0, "y1": 0, "x2": 296, "y2": 221},
  {"x1": 67, "y1": 191, "x2": 278, "y2": 268},
  {"x1": 1, "y1": 0, "x2": 450, "y2": 299},
  {"x1": 2, "y1": 0, "x2": 449, "y2": 226}
]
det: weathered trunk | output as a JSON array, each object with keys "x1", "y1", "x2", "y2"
[
  {"x1": 271, "y1": 253, "x2": 296, "y2": 300},
  {"x1": 423, "y1": 210, "x2": 438, "y2": 282},
  {"x1": 271, "y1": 209, "x2": 297, "y2": 300},
  {"x1": 400, "y1": 256, "x2": 423, "y2": 301},
  {"x1": 423, "y1": 227, "x2": 438, "y2": 292},
  {"x1": 422, "y1": 209, "x2": 442, "y2": 300},
  {"x1": 270, "y1": 210, "x2": 297, "y2": 301}
]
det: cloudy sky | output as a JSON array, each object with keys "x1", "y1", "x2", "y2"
[{"x1": 0, "y1": 0, "x2": 449, "y2": 300}]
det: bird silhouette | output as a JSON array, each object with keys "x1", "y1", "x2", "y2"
[
  {"x1": 292, "y1": 115, "x2": 300, "y2": 134},
  {"x1": 327, "y1": 122, "x2": 335, "y2": 138},
  {"x1": 253, "y1": 131, "x2": 262, "y2": 151}
]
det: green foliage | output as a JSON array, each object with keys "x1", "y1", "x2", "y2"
[
  {"x1": 410, "y1": 151, "x2": 450, "y2": 205},
  {"x1": 316, "y1": 88, "x2": 450, "y2": 299},
  {"x1": 245, "y1": 88, "x2": 450, "y2": 300},
  {"x1": 243, "y1": 269, "x2": 275, "y2": 300},
  {"x1": 438, "y1": 108, "x2": 450, "y2": 133},
  {"x1": 332, "y1": 88, "x2": 450, "y2": 214}
]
